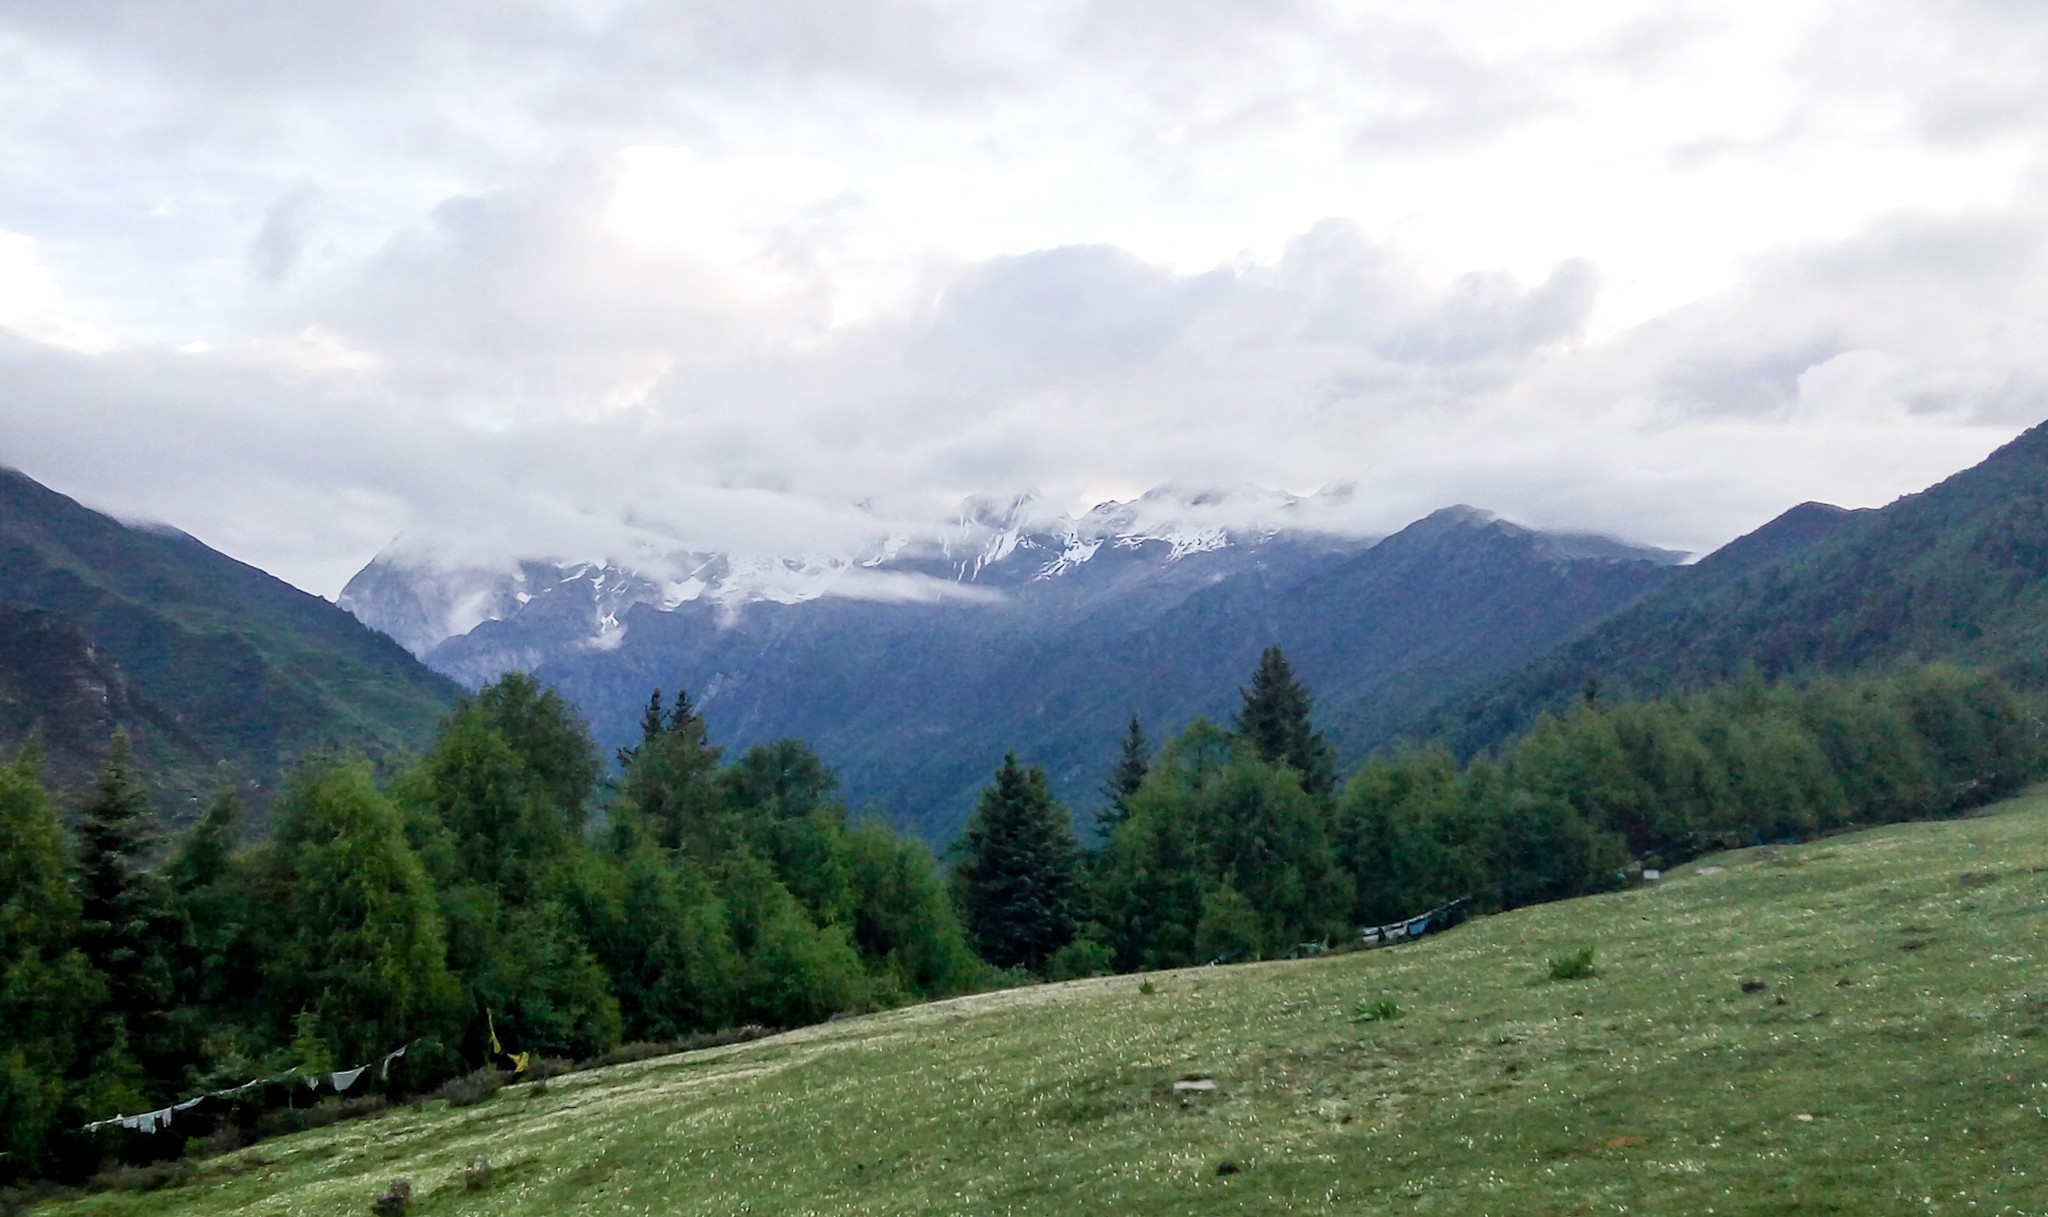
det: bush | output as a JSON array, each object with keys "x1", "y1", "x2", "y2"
[
  {"x1": 1549, "y1": 945, "x2": 1598, "y2": 981},
  {"x1": 1043, "y1": 936, "x2": 1115, "y2": 981},
  {"x1": 1351, "y1": 997, "x2": 1402, "y2": 1023},
  {"x1": 578, "y1": 1025, "x2": 772, "y2": 1072},
  {"x1": 435, "y1": 1069, "x2": 505, "y2": 1108},
  {"x1": 85, "y1": 1161, "x2": 194, "y2": 1194},
  {"x1": 303, "y1": 1095, "x2": 388, "y2": 1130}
]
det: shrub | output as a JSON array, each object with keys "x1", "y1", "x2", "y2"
[
  {"x1": 1549, "y1": 945, "x2": 1598, "y2": 981},
  {"x1": 371, "y1": 1178, "x2": 412, "y2": 1215},
  {"x1": 304, "y1": 1095, "x2": 389, "y2": 1130},
  {"x1": 85, "y1": 1161, "x2": 194, "y2": 1193},
  {"x1": 578, "y1": 1025, "x2": 773, "y2": 1071},
  {"x1": 1043, "y1": 937, "x2": 1116, "y2": 981},
  {"x1": 435, "y1": 1069, "x2": 505, "y2": 1108},
  {"x1": 1351, "y1": 997, "x2": 1402, "y2": 1023}
]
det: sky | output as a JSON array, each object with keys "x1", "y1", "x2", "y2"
[{"x1": 3, "y1": 0, "x2": 2047, "y2": 596}]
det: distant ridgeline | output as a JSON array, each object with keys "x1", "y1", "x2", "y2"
[
  {"x1": 1432, "y1": 418, "x2": 2048, "y2": 757},
  {"x1": 0, "y1": 467, "x2": 458, "y2": 814}
]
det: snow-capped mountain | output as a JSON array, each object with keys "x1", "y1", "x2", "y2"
[
  {"x1": 340, "y1": 484, "x2": 1372, "y2": 659},
  {"x1": 338, "y1": 489, "x2": 1688, "y2": 844}
]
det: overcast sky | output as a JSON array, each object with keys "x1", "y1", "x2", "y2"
[{"x1": 3, "y1": 0, "x2": 2046, "y2": 595}]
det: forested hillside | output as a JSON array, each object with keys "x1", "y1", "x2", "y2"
[
  {"x1": 0, "y1": 467, "x2": 457, "y2": 809},
  {"x1": 1435, "y1": 419, "x2": 2048, "y2": 755}
]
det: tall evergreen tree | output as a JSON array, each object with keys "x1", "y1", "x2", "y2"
[
  {"x1": 1232, "y1": 647, "x2": 1337, "y2": 794},
  {"x1": 72, "y1": 731, "x2": 173, "y2": 1080},
  {"x1": 619, "y1": 691, "x2": 725, "y2": 856},
  {"x1": 953, "y1": 754, "x2": 1080, "y2": 972},
  {"x1": 1095, "y1": 714, "x2": 1150, "y2": 842},
  {"x1": 617, "y1": 689, "x2": 666, "y2": 767}
]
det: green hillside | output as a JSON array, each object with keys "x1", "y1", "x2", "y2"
[
  {"x1": 0, "y1": 467, "x2": 457, "y2": 808},
  {"x1": 1437, "y1": 418, "x2": 2048, "y2": 755},
  {"x1": 47, "y1": 786, "x2": 2048, "y2": 1216}
]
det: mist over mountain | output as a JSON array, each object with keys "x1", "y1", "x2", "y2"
[{"x1": 344, "y1": 487, "x2": 1683, "y2": 841}]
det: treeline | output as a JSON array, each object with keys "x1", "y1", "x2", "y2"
[
  {"x1": 952, "y1": 653, "x2": 2044, "y2": 977},
  {"x1": 3, "y1": 652, "x2": 2040, "y2": 1178},
  {"x1": 0, "y1": 677, "x2": 982, "y2": 1177}
]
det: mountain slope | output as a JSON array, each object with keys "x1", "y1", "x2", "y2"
[
  {"x1": 0, "y1": 467, "x2": 459, "y2": 807},
  {"x1": 45, "y1": 790, "x2": 2048, "y2": 1216},
  {"x1": 1436, "y1": 419, "x2": 2048, "y2": 755},
  {"x1": 348, "y1": 498, "x2": 1681, "y2": 842}
]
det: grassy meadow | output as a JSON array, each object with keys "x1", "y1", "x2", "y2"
[{"x1": 48, "y1": 788, "x2": 2048, "y2": 1216}]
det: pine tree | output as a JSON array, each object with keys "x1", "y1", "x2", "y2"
[
  {"x1": 1095, "y1": 714, "x2": 1150, "y2": 842},
  {"x1": 668, "y1": 688, "x2": 699, "y2": 735},
  {"x1": 952, "y1": 754, "x2": 1080, "y2": 972},
  {"x1": 73, "y1": 731, "x2": 173, "y2": 1071},
  {"x1": 166, "y1": 778, "x2": 242, "y2": 898},
  {"x1": 617, "y1": 689, "x2": 666, "y2": 767},
  {"x1": 1232, "y1": 647, "x2": 1337, "y2": 794}
]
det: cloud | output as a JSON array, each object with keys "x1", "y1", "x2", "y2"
[
  {"x1": 246, "y1": 184, "x2": 320, "y2": 283},
  {"x1": 0, "y1": 1, "x2": 2045, "y2": 597}
]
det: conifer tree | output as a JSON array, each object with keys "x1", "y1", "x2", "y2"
[
  {"x1": 1095, "y1": 714, "x2": 1150, "y2": 842},
  {"x1": 617, "y1": 689, "x2": 666, "y2": 767},
  {"x1": 619, "y1": 688, "x2": 725, "y2": 856},
  {"x1": 166, "y1": 779, "x2": 242, "y2": 898},
  {"x1": 953, "y1": 754, "x2": 1080, "y2": 972},
  {"x1": 73, "y1": 731, "x2": 173, "y2": 1074},
  {"x1": 1232, "y1": 646, "x2": 1337, "y2": 794}
]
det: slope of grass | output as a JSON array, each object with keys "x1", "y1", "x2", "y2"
[{"x1": 51, "y1": 790, "x2": 2048, "y2": 1215}]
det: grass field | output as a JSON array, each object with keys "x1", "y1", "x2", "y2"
[{"x1": 47, "y1": 789, "x2": 2048, "y2": 1216}]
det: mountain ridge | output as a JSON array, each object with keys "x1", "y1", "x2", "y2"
[
  {"x1": 1431, "y1": 418, "x2": 2048, "y2": 756},
  {"x1": 0, "y1": 465, "x2": 460, "y2": 812},
  {"x1": 344, "y1": 493, "x2": 1685, "y2": 841}
]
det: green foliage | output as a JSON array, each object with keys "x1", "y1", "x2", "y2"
[
  {"x1": 59, "y1": 795, "x2": 2048, "y2": 1217},
  {"x1": 1095, "y1": 714, "x2": 1150, "y2": 842},
  {"x1": 468, "y1": 673, "x2": 601, "y2": 832},
  {"x1": 953, "y1": 755, "x2": 1082, "y2": 973},
  {"x1": 262, "y1": 759, "x2": 461, "y2": 1066},
  {"x1": 0, "y1": 744, "x2": 101, "y2": 1169},
  {"x1": 1351, "y1": 997, "x2": 1401, "y2": 1023},
  {"x1": 1193, "y1": 885, "x2": 1264, "y2": 964},
  {"x1": 1094, "y1": 721, "x2": 1348, "y2": 970},
  {"x1": 0, "y1": 467, "x2": 455, "y2": 812},
  {"x1": 73, "y1": 732, "x2": 177, "y2": 1087},
  {"x1": 1437, "y1": 421, "x2": 2048, "y2": 757},
  {"x1": 1548, "y1": 945, "x2": 1598, "y2": 981},
  {"x1": 1233, "y1": 646, "x2": 1337, "y2": 794},
  {"x1": 1042, "y1": 935, "x2": 1115, "y2": 982}
]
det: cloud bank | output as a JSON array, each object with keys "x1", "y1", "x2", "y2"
[{"x1": 0, "y1": 1, "x2": 2042, "y2": 593}]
